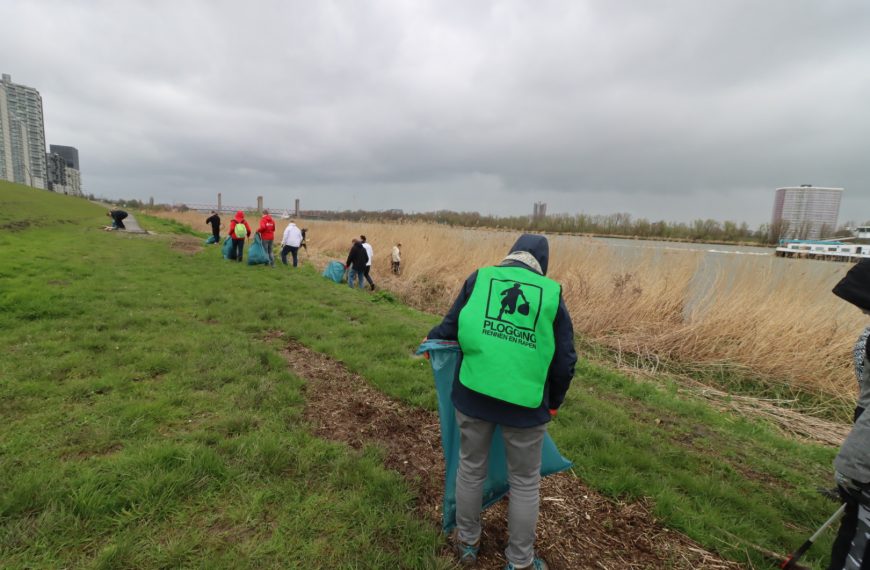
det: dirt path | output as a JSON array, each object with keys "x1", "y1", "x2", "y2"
[{"x1": 279, "y1": 336, "x2": 742, "y2": 570}]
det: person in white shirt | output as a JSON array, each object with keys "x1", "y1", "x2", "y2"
[
  {"x1": 391, "y1": 243, "x2": 402, "y2": 274},
  {"x1": 360, "y1": 235, "x2": 376, "y2": 291},
  {"x1": 280, "y1": 221, "x2": 304, "y2": 267}
]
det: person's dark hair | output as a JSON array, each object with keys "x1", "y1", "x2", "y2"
[{"x1": 360, "y1": 235, "x2": 367, "y2": 242}]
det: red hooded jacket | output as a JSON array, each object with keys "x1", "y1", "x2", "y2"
[
  {"x1": 228, "y1": 211, "x2": 251, "y2": 241},
  {"x1": 257, "y1": 214, "x2": 276, "y2": 241}
]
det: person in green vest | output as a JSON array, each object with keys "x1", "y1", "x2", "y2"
[{"x1": 427, "y1": 234, "x2": 577, "y2": 570}]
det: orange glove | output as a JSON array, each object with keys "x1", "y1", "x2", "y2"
[{"x1": 549, "y1": 409, "x2": 558, "y2": 417}]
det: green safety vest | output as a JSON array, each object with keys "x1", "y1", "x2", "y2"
[{"x1": 457, "y1": 265, "x2": 562, "y2": 408}]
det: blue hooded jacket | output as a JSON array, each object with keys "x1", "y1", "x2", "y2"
[{"x1": 427, "y1": 234, "x2": 577, "y2": 427}]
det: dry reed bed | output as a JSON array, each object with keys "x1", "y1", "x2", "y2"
[{"x1": 153, "y1": 211, "x2": 863, "y2": 408}]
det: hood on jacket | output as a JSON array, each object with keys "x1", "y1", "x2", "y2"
[
  {"x1": 833, "y1": 260, "x2": 870, "y2": 311},
  {"x1": 234, "y1": 210, "x2": 245, "y2": 222},
  {"x1": 506, "y1": 234, "x2": 549, "y2": 275}
]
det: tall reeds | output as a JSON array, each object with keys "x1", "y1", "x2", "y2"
[{"x1": 154, "y1": 211, "x2": 863, "y2": 407}]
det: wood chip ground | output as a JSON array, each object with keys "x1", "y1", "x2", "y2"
[{"x1": 279, "y1": 336, "x2": 743, "y2": 569}]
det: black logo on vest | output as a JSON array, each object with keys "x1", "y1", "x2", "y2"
[{"x1": 482, "y1": 279, "x2": 543, "y2": 349}]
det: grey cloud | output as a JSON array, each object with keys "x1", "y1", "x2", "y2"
[{"x1": 3, "y1": 0, "x2": 870, "y2": 224}]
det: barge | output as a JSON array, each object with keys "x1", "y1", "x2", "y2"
[{"x1": 775, "y1": 226, "x2": 870, "y2": 261}]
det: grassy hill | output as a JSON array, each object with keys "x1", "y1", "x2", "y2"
[{"x1": 0, "y1": 180, "x2": 844, "y2": 568}]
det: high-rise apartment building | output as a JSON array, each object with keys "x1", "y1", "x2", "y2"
[
  {"x1": 0, "y1": 74, "x2": 47, "y2": 189},
  {"x1": 771, "y1": 185, "x2": 843, "y2": 240}
]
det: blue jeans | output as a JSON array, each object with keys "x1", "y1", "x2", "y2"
[{"x1": 348, "y1": 268, "x2": 365, "y2": 289}]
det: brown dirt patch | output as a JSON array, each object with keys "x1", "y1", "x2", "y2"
[
  {"x1": 169, "y1": 235, "x2": 204, "y2": 255},
  {"x1": 282, "y1": 339, "x2": 742, "y2": 570}
]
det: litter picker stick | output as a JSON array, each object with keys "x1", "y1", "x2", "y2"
[{"x1": 780, "y1": 503, "x2": 847, "y2": 569}]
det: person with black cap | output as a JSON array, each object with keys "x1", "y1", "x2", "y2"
[
  {"x1": 426, "y1": 234, "x2": 577, "y2": 570},
  {"x1": 828, "y1": 260, "x2": 870, "y2": 569}
]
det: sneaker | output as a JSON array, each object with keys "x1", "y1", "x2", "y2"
[
  {"x1": 452, "y1": 535, "x2": 479, "y2": 566},
  {"x1": 504, "y1": 557, "x2": 549, "y2": 570}
]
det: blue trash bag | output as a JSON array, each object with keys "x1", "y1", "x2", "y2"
[
  {"x1": 205, "y1": 235, "x2": 217, "y2": 245},
  {"x1": 416, "y1": 339, "x2": 573, "y2": 533},
  {"x1": 221, "y1": 236, "x2": 237, "y2": 260},
  {"x1": 247, "y1": 234, "x2": 270, "y2": 265},
  {"x1": 322, "y1": 260, "x2": 347, "y2": 283}
]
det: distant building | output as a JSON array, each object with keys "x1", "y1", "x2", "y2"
[
  {"x1": 46, "y1": 152, "x2": 66, "y2": 190},
  {"x1": 533, "y1": 201, "x2": 547, "y2": 220},
  {"x1": 47, "y1": 145, "x2": 82, "y2": 196},
  {"x1": 0, "y1": 74, "x2": 47, "y2": 188},
  {"x1": 64, "y1": 166, "x2": 81, "y2": 197},
  {"x1": 771, "y1": 185, "x2": 843, "y2": 240},
  {"x1": 50, "y1": 144, "x2": 79, "y2": 170}
]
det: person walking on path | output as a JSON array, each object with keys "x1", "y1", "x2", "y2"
[
  {"x1": 391, "y1": 242, "x2": 402, "y2": 274},
  {"x1": 107, "y1": 209, "x2": 128, "y2": 230},
  {"x1": 257, "y1": 210, "x2": 277, "y2": 267},
  {"x1": 426, "y1": 234, "x2": 577, "y2": 570},
  {"x1": 360, "y1": 235, "x2": 376, "y2": 291},
  {"x1": 205, "y1": 211, "x2": 221, "y2": 243},
  {"x1": 227, "y1": 211, "x2": 251, "y2": 263},
  {"x1": 280, "y1": 220, "x2": 304, "y2": 267},
  {"x1": 345, "y1": 238, "x2": 369, "y2": 290},
  {"x1": 828, "y1": 260, "x2": 870, "y2": 570}
]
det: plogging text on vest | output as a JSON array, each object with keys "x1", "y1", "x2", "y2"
[{"x1": 481, "y1": 319, "x2": 537, "y2": 349}]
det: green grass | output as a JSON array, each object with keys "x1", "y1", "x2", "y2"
[{"x1": 0, "y1": 181, "x2": 842, "y2": 568}]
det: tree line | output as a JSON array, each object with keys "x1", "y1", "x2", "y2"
[{"x1": 108, "y1": 194, "x2": 867, "y2": 246}]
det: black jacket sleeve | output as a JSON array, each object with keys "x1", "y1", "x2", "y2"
[
  {"x1": 546, "y1": 296, "x2": 577, "y2": 410},
  {"x1": 427, "y1": 271, "x2": 478, "y2": 340}
]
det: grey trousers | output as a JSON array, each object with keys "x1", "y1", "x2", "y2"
[
  {"x1": 262, "y1": 239, "x2": 274, "y2": 266},
  {"x1": 455, "y1": 409, "x2": 547, "y2": 567}
]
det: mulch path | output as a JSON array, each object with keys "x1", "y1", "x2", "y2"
[{"x1": 280, "y1": 336, "x2": 743, "y2": 569}]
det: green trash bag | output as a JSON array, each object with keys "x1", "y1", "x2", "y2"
[
  {"x1": 205, "y1": 235, "x2": 218, "y2": 245},
  {"x1": 222, "y1": 236, "x2": 236, "y2": 260},
  {"x1": 322, "y1": 260, "x2": 347, "y2": 283},
  {"x1": 416, "y1": 339, "x2": 573, "y2": 533},
  {"x1": 247, "y1": 234, "x2": 270, "y2": 265}
]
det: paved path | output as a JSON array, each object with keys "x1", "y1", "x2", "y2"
[
  {"x1": 120, "y1": 212, "x2": 147, "y2": 233},
  {"x1": 93, "y1": 201, "x2": 148, "y2": 234}
]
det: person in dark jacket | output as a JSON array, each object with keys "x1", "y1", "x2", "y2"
[
  {"x1": 205, "y1": 211, "x2": 221, "y2": 243},
  {"x1": 107, "y1": 209, "x2": 128, "y2": 230},
  {"x1": 227, "y1": 211, "x2": 251, "y2": 263},
  {"x1": 345, "y1": 238, "x2": 368, "y2": 289},
  {"x1": 427, "y1": 234, "x2": 577, "y2": 570},
  {"x1": 828, "y1": 260, "x2": 870, "y2": 570}
]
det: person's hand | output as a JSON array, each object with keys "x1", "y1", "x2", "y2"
[
  {"x1": 421, "y1": 337, "x2": 430, "y2": 360},
  {"x1": 549, "y1": 409, "x2": 558, "y2": 418}
]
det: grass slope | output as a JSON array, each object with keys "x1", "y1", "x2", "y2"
[{"x1": 0, "y1": 181, "x2": 840, "y2": 569}]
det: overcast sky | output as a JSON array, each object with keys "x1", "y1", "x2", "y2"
[{"x1": 4, "y1": 0, "x2": 870, "y2": 225}]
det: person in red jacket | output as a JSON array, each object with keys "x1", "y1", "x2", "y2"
[
  {"x1": 227, "y1": 211, "x2": 251, "y2": 263},
  {"x1": 257, "y1": 210, "x2": 277, "y2": 267}
]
